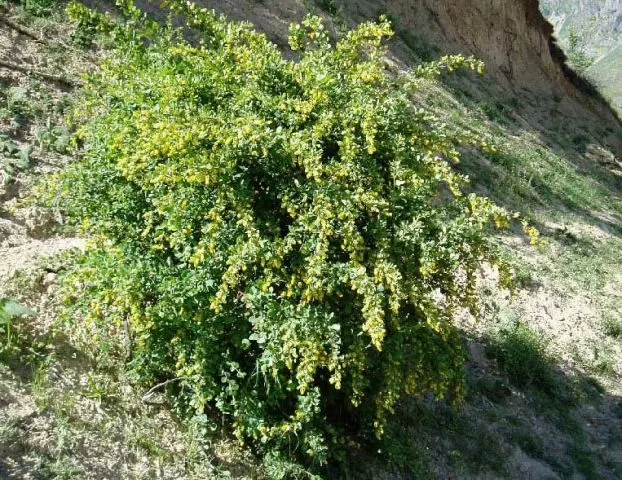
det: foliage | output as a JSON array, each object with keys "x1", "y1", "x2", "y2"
[
  {"x1": 14, "y1": 0, "x2": 58, "y2": 16},
  {"x1": 48, "y1": 0, "x2": 535, "y2": 468},
  {"x1": 0, "y1": 298, "x2": 36, "y2": 357},
  {"x1": 0, "y1": 134, "x2": 31, "y2": 184},
  {"x1": 567, "y1": 28, "x2": 593, "y2": 74},
  {"x1": 35, "y1": 120, "x2": 71, "y2": 154}
]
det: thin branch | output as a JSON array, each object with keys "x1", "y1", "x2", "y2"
[
  {"x1": 0, "y1": 59, "x2": 79, "y2": 87},
  {"x1": 141, "y1": 377, "x2": 188, "y2": 402},
  {"x1": 0, "y1": 16, "x2": 47, "y2": 44}
]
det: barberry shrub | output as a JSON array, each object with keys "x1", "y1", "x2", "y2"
[{"x1": 50, "y1": 0, "x2": 533, "y2": 468}]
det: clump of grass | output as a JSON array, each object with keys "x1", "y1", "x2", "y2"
[
  {"x1": 471, "y1": 377, "x2": 512, "y2": 403},
  {"x1": 487, "y1": 323, "x2": 556, "y2": 393},
  {"x1": 602, "y1": 313, "x2": 622, "y2": 339},
  {"x1": 509, "y1": 429, "x2": 545, "y2": 460}
]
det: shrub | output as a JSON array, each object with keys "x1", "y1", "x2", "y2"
[{"x1": 49, "y1": 0, "x2": 535, "y2": 467}]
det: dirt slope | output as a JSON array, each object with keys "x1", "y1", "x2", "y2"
[{"x1": 1, "y1": 1, "x2": 621, "y2": 478}]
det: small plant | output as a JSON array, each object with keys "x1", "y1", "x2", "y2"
[
  {"x1": 5, "y1": 86, "x2": 32, "y2": 117},
  {"x1": 0, "y1": 298, "x2": 36, "y2": 357},
  {"x1": 35, "y1": 120, "x2": 71, "y2": 154},
  {"x1": 568, "y1": 443, "x2": 599, "y2": 479},
  {"x1": 16, "y1": 0, "x2": 58, "y2": 16},
  {"x1": 602, "y1": 313, "x2": 622, "y2": 339},
  {"x1": 590, "y1": 343, "x2": 616, "y2": 377},
  {"x1": 509, "y1": 429, "x2": 545, "y2": 459},
  {"x1": 480, "y1": 101, "x2": 498, "y2": 121},
  {"x1": 567, "y1": 28, "x2": 593, "y2": 74},
  {"x1": 487, "y1": 323, "x2": 555, "y2": 393},
  {"x1": 572, "y1": 134, "x2": 589, "y2": 154},
  {"x1": 0, "y1": 134, "x2": 32, "y2": 184}
]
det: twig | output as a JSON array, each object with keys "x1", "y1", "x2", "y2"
[
  {"x1": 122, "y1": 317, "x2": 132, "y2": 360},
  {"x1": 141, "y1": 377, "x2": 188, "y2": 402},
  {"x1": 0, "y1": 16, "x2": 47, "y2": 44},
  {"x1": 0, "y1": 59, "x2": 79, "y2": 87}
]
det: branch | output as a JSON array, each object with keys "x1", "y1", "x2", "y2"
[
  {"x1": 141, "y1": 377, "x2": 189, "y2": 402},
  {"x1": 0, "y1": 16, "x2": 47, "y2": 44},
  {"x1": 0, "y1": 59, "x2": 79, "y2": 87}
]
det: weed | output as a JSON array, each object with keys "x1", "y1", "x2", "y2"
[
  {"x1": 602, "y1": 313, "x2": 622, "y2": 339},
  {"x1": 0, "y1": 414, "x2": 20, "y2": 445},
  {"x1": 0, "y1": 298, "x2": 36, "y2": 357},
  {"x1": 471, "y1": 377, "x2": 512, "y2": 403},
  {"x1": 487, "y1": 323, "x2": 556, "y2": 393},
  {"x1": 572, "y1": 134, "x2": 589, "y2": 154},
  {"x1": 37, "y1": 455, "x2": 83, "y2": 480},
  {"x1": 35, "y1": 120, "x2": 71, "y2": 154},
  {"x1": 5, "y1": 86, "x2": 32, "y2": 117},
  {"x1": 16, "y1": 0, "x2": 58, "y2": 16},
  {"x1": 480, "y1": 101, "x2": 498, "y2": 121},
  {"x1": 0, "y1": 134, "x2": 32, "y2": 184}
]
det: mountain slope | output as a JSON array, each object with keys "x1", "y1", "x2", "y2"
[
  {"x1": 1, "y1": 0, "x2": 621, "y2": 478},
  {"x1": 541, "y1": 0, "x2": 622, "y2": 112}
]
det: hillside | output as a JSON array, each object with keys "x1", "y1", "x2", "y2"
[
  {"x1": 1, "y1": 0, "x2": 622, "y2": 478},
  {"x1": 541, "y1": 0, "x2": 622, "y2": 57},
  {"x1": 540, "y1": 0, "x2": 622, "y2": 112}
]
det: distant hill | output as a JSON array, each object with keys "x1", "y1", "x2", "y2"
[{"x1": 541, "y1": 0, "x2": 622, "y2": 112}]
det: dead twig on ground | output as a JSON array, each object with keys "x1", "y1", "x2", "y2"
[
  {"x1": 0, "y1": 58, "x2": 79, "y2": 87},
  {"x1": 141, "y1": 377, "x2": 191, "y2": 402},
  {"x1": 0, "y1": 15, "x2": 47, "y2": 45}
]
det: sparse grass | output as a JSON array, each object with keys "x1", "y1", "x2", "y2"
[
  {"x1": 0, "y1": 258, "x2": 258, "y2": 479},
  {"x1": 589, "y1": 342, "x2": 617, "y2": 377},
  {"x1": 0, "y1": 413, "x2": 21, "y2": 444}
]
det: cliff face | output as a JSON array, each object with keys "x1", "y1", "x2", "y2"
[
  {"x1": 340, "y1": 0, "x2": 618, "y2": 120},
  {"x1": 341, "y1": 0, "x2": 562, "y2": 90}
]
